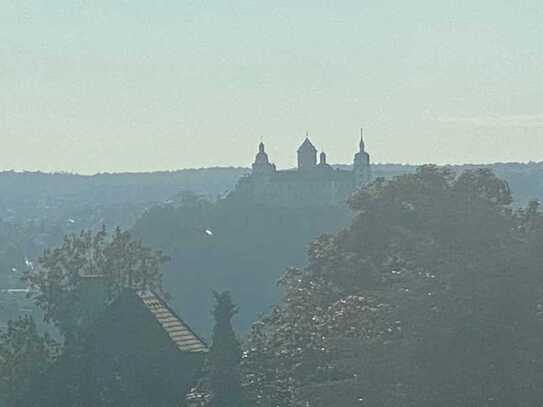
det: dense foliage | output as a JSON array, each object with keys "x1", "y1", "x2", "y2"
[
  {"x1": 243, "y1": 166, "x2": 543, "y2": 407},
  {"x1": 132, "y1": 194, "x2": 352, "y2": 332},
  {"x1": 23, "y1": 227, "x2": 169, "y2": 339},
  {"x1": 0, "y1": 316, "x2": 57, "y2": 407},
  {"x1": 0, "y1": 168, "x2": 246, "y2": 328},
  {"x1": 2, "y1": 163, "x2": 543, "y2": 329},
  {"x1": 3, "y1": 165, "x2": 543, "y2": 406}
]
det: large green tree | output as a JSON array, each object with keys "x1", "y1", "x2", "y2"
[
  {"x1": 23, "y1": 226, "x2": 169, "y2": 339},
  {"x1": 243, "y1": 166, "x2": 543, "y2": 407}
]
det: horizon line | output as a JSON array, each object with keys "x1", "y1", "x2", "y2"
[{"x1": 1, "y1": 160, "x2": 542, "y2": 177}]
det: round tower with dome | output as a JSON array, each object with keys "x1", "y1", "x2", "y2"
[{"x1": 251, "y1": 142, "x2": 276, "y2": 176}]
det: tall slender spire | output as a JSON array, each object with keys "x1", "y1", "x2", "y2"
[
  {"x1": 354, "y1": 128, "x2": 371, "y2": 186},
  {"x1": 359, "y1": 128, "x2": 365, "y2": 152}
]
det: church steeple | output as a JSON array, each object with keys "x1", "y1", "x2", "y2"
[
  {"x1": 353, "y1": 128, "x2": 371, "y2": 186},
  {"x1": 359, "y1": 128, "x2": 365, "y2": 152}
]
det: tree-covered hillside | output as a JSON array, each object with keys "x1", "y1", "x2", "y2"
[
  {"x1": 2, "y1": 162, "x2": 543, "y2": 332},
  {"x1": 129, "y1": 162, "x2": 543, "y2": 333},
  {"x1": 0, "y1": 168, "x2": 246, "y2": 290},
  {"x1": 3, "y1": 165, "x2": 543, "y2": 407},
  {"x1": 0, "y1": 168, "x2": 247, "y2": 224},
  {"x1": 2, "y1": 162, "x2": 542, "y2": 225},
  {"x1": 132, "y1": 195, "x2": 352, "y2": 333}
]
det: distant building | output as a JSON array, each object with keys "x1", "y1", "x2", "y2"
[{"x1": 230, "y1": 130, "x2": 372, "y2": 207}]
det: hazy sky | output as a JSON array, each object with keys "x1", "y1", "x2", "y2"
[{"x1": 1, "y1": 1, "x2": 542, "y2": 173}]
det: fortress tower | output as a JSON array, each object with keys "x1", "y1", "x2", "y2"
[
  {"x1": 297, "y1": 136, "x2": 318, "y2": 171},
  {"x1": 251, "y1": 142, "x2": 276, "y2": 176},
  {"x1": 318, "y1": 152, "x2": 331, "y2": 168},
  {"x1": 353, "y1": 128, "x2": 371, "y2": 186}
]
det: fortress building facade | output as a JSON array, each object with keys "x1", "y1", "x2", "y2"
[{"x1": 230, "y1": 130, "x2": 372, "y2": 207}]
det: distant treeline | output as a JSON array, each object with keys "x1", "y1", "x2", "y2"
[
  {"x1": 1, "y1": 162, "x2": 542, "y2": 223},
  {"x1": 0, "y1": 167, "x2": 248, "y2": 224}
]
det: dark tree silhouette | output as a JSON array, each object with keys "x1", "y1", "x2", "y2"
[
  {"x1": 23, "y1": 226, "x2": 169, "y2": 340},
  {"x1": 208, "y1": 291, "x2": 242, "y2": 407}
]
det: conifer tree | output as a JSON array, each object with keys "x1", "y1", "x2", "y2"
[{"x1": 208, "y1": 291, "x2": 242, "y2": 407}]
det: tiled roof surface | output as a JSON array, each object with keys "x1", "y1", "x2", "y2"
[{"x1": 137, "y1": 291, "x2": 208, "y2": 353}]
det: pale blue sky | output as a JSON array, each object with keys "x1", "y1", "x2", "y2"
[{"x1": 1, "y1": 1, "x2": 542, "y2": 173}]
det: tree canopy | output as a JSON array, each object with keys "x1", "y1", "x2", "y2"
[
  {"x1": 0, "y1": 316, "x2": 57, "y2": 407},
  {"x1": 23, "y1": 227, "x2": 169, "y2": 339},
  {"x1": 243, "y1": 166, "x2": 543, "y2": 407}
]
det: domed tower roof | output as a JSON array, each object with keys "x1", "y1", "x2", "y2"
[
  {"x1": 320, "y1": 151, "x2": 327, "y2": 165},
  {"x1": 317, "y1": 151, "x2": 332, "y2": 172},
  {"x1": 254, "y1": 142, "x2": 270, "y2": 164},
  {"x1": 252, "y1": 142, "x2": 276, "y2": 175},
  {"x1": 297, "y1": 137, "x2": 317, "y2": 153}
]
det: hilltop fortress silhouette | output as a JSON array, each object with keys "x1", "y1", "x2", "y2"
[{"x1": 229, "y1": 130, "x2": 371, "y2": 207}]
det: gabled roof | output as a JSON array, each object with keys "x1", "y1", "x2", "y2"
[
  {"x1": 298, "y1": 137, "x2": 317, "y2": 153},
  {"x1": 137, "y1": 290, "x2": 208, "y2": 353}
]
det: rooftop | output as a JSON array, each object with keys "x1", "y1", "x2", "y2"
[
  {"x1": 137, "y1": 290, "x2": 208, "y2": 353},
  {"x1": 297, "y1": 137, "x2": 318, "y2": 153}
]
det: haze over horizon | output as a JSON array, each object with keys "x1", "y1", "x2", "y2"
[{"x1": 2, "y1": 1, "x2": 542, "y2": 174}]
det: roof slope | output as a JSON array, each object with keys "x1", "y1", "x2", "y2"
[
  {"x1": 298, "y1": 137, "x2": 317, "y2": 152},
  {"x1": 137, "y1": 290, "x2": 208, "y2": 353}
]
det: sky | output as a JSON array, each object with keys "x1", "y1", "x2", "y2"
[{"x1": 1, "y1": 1, "x2": 542, "y2": 174}]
